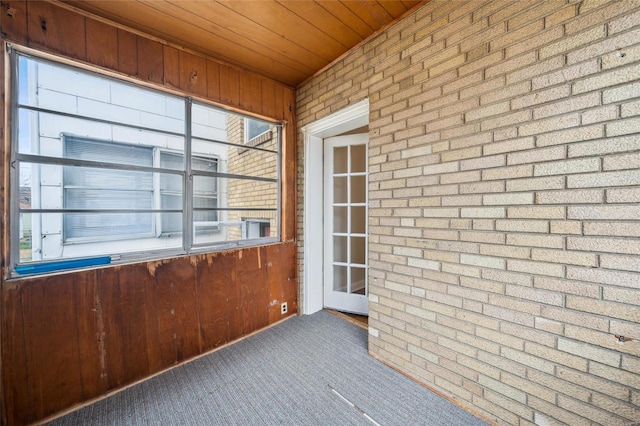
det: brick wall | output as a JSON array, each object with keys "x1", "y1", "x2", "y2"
[
  {"x1": 227, "y1": 116, "x2": 278, "y2": 240},
  {"x1": 296, "y1": 0, "x2": 640, "y2": 424}
]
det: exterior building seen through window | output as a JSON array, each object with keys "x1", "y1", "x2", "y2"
[{"x1": 11, "y1": 51, "x2": 281, "y2": 276}]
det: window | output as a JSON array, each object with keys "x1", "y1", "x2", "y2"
[
  {"x1": 245, "y1": 118, "x2": 270, "y2": 142},
  {"x1": 10, "y1": 51, "x2": 281, "y2": 276}
]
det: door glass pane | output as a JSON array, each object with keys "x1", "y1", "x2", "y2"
[
  {"x1": 333, "y1": 206, "x2": 347, "y2": 233},
  {"x1": 333, "y1": 236, "x2": 347, "y2": 263},
  {"x1": 333, "y1": 265, "x2": 347, "y2": 293},
  {"x1": 350, "y1": 175, "x2": 366, "y2": 203},
  {"x1": 351, "y1": 144, "x2": 366, "y2": 173},
  {"x1": 334, "y1": 146, "x2": 348, "y2": 174},
  {"x1": 351, "y1": 206, "x2": 366, "y2": 234},
  {"x1": 350, "y1": 267, "x2": 366, "y2": 295},
  {"x1": 334, "y1": 176, "x2": 348, "y2": 203},
  {"x1": 351, "y1": 236, "x2": 366, "y2": 265}
]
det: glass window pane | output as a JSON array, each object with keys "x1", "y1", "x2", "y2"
[
  {"x1": 18, "y1": 56, "x2": 185, "y2": 133},
  {"x1": 350, "y1": 267, "x2": 366, "y2": 295},
  {"x1": 351, "y1": 144, "x2": 366, "y2": 173},
  {"x1": 334, "y1": 146, "x2": 348, "y2": 174},
  {"x1": 351, "y1": 206, "x2": 366, "y2": 234},
  {"x1": 333, "y1": 236, "x2": 348, "y2": 263},
  {"x1": 333, "y1": 265, "x2": 347, "y2": 293},
  {"x1": 333, "y1": 206, "x2": 347, "y2": 233},
  {"x1": 350, "y1": 175, "x2": 366, "y2": 203},
  {"x1": 351, "y1": 236, "x2": 366, "y2": 265},
  {"x1": 334, "y1": 176, "x2": 347, "y2": 203}
]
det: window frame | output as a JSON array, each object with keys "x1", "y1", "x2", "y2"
[{"x1": 8, "y1": 47, "x2": 283, "y2": 277}]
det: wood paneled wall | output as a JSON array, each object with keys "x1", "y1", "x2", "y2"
[
  {"x1": 0, "y1": 1, "x2": 298, "y2": 425},
  {"x1": 2, "y1": 244, "x2": 298, "y2": 425}
]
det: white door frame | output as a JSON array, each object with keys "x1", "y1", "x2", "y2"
[{"x1": 300, "y1": 99, "x2": 369, "y2": 315}]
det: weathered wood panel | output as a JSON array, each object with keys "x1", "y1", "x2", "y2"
[
  {"x1": 1, "y1": 1, "x2": 28, "y2": 45},
  {"x1": 26, "y1": 1, "x2": 86, "y2": 61},
  {"x1": 86, "y1": 18, "x2": 118, "y2": 70},
  {"x1": 117, "y1": 28, "x2": 138, "y2": 77},
  {"x1": 75, "y1": 271, "x2": 106, "y2": 401},
  {"x1": 137, "y1": 37, "x2": 164, "y2": 85},
  {"x1": 162, "y1": 44, "x2": 180, "y2": 89},
  {"x1": 179, "y1": 50, "x2": 207, "y2": 98},
  {"x1": 21, "y1": 274, "x2": 84, "y2": 421},
  {"x1": 1, "y1": 243, "x2": 297, "y2": 425}
]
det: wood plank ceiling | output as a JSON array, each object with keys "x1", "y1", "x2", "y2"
[{"x1": 60, "y1": 0, "x2": 427, "y2": 87}]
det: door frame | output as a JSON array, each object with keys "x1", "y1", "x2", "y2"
[{"x1": 300, "y1": 99, "x2": 369, "y2": 315}]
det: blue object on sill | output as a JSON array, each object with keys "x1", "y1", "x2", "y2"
[{"x1": 14, "y1": 256, "x2": 112, "y2": 275}]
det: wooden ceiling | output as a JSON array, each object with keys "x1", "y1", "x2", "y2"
[{"x1": 61, "y1": 0, "x2": 426, "y2": 87}]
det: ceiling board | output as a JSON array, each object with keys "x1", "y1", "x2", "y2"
[{"x1": 60, "y1": 0, "x2": 427, "y2": 87}]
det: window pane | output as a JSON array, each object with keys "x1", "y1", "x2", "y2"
[
  {"x1": 12, "y1": 53, "x2": 281, "y2": 275},
  {"x1": 246, "y1": 118, "x2": 270, "y2": 141},
  {"x1": 18, "y1": 56, "x2": 185, "y2": 133}
]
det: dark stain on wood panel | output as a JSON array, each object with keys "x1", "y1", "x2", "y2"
[
  {"x1": 179, "y1": 51, "x2": 207, "y2": 98},
  {"x1": 266, "y1": 245, "x2": 285, "y2": 323},
  {"x1": 138, "y1": 37, "x2": 164, "y2": 85},
  {"x1": 1, "y1": 1, "x2": 28, "y2": 44},
  {"x1": 226, "y1": 253, "x2": 243, "y2": 341},
  {"x1": 196, "y1": 252, "x2": 230, "y2": 351},
  {"x1": 153, "y1": 261, "x2": 178, "y2": 369},
  {"x1": 75, "y1": 270, "x2": 106, "y2": 401},
  {"x1": 219, "y1": 65, "x2": 239, "y2": 107},
  {"x1": 21, "y1": 275, "x2": 83, "y2": 421},
  {"x1": 206, "y1": 60, "x2": 221, "y2": 102},
  {"x1": 154, "y1": 257, "x2": 201, "y2": 363},
  {"x1": 113, "y1": 264, "x2": 154, "y2": 385},
  {"x1": 117, "y1": 29, "x2": 138, "y2": 77},
  {"x1": 163, "y1": 44, "x2": 180, "y2": 89},
  {"x1": 95, "y1": 268, "x2": 127, "y2": 391},
  {"x1": 1, "y1": 283, "x2": 28, "y2": 426},
  {"x1": 26, "y1": 1, "x2": 86, "y2": 61},
  {"x1": 239, "y1": 70, "x2": 262, "y2": 113},
  {"x1": 86, "y1": 18, "x2": 118, "y2": 70}
]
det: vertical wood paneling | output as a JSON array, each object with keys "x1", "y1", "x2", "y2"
[
  {"x1": 219, "y1": 65, "x2": 239, "y2": 107},
  {"x1": 75, "y1": 271, "x2": 106, "y2": 401},
  {"x1": 21, "y1": 275, "x2": 83, "y2": 422},
  {"x1": 153, "y1": 261, "x2": 179, "y2": 369},
  {"x1": 1, "y1": 284, "x2": 28, "y2": 426},
  {"x1": 26, "y1": 1, "x2": 86, "y2": 61},
  {"x1": 261, "y1": 79, "x2": 276, "y2": 119},
  {"x1": 196, "y1": 252, "x2": 231, "y2": 351},
  {"x1": 86, "y1": 18, "x2": 118, "y2": 69},
  {"x1": 0, "y1": 1, "x2": 28, "y2": 45},
  {"x1": 162, "y1": 44, "x2": 180, "y2": 89},
  {"x1": 239, "y1": 70, "x2": 262, "y2": 113},
  {"x1": 137, "y1": 37, "x2": 164, "y2": 85},
  {"x1": 95, "y1": 268, "x2": 127, "y2": 391},
  {"x1": 154, "y1": 257, "x2": 201, "y2": 363},
  {"x1": 206, "y1": 60, "x2": 221, "y2": 102},
  {"x1": 117, "y1": 29, "x2": 137, "y2": 77},
  {"x1": 179, "y1": 50, "x2": 207, "y2": 98}
]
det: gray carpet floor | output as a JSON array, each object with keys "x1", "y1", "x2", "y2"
[{"x1": 47, "y1": 311, "x2": 488, "y2": 425}]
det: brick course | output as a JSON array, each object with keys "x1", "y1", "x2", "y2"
[{"x1": 297, "y1": 0, "x2": 640, "y2": 424}]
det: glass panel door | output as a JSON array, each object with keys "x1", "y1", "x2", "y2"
[{"x1": 323, "y1": 133, "x2": 368, "y2": 315}]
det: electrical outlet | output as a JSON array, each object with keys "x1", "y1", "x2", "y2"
[{"x1": 281, "y1": 302, "x2": 288, "y2": 315}]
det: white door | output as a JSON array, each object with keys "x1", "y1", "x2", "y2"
[{"x1": 323, "y1": 133, "x2": 368, "y2": 315}]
